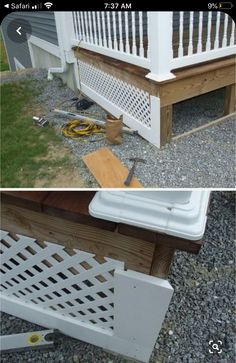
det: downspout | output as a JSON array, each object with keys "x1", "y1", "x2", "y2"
[{"x1": 47, "y1": 13, "x2": 68, "y2": 80}]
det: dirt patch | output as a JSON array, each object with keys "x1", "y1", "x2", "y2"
[
  {"x1": 34, "y1": 142, "x2": 86, "y2": 187},
  {"x1": 34, "y1": 142, "x2": 68, "y2": 162},
  {"x1": 34, "y1": 165, "x2": 85, "y2": 188}
]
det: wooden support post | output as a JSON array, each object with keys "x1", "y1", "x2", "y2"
[
  {"x1": 224, "y1": 84, "x2": 236, "y2": 115},
  {"x1": 150, "y1": 244, "x2": 175, "y2": 279},
  {"x1": 160, "y1": 105, "x2": 173, "y2": 146}
]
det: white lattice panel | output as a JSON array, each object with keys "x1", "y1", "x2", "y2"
[
  {"x1": 78, "y1": 59, "x2": 151, "y2": 128},
  {"x1": 0, "y1": 230, "x2": 124, "y2": 332}
]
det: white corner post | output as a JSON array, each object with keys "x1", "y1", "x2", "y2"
[
  {"x1": 114, "y1": 269, "x2": 173, "y2": 362},
  {"x1": 48, "y1": 12, "x2": 76, "y2": 80},
  {"x1": 146, "y1": 12, "x2": 176, "y2": 82}
]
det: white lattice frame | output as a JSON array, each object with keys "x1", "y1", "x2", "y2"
[
  {"x1": 0, "y1": 230, "x2": 173, "y2": 363},
  {"x1": 75, "y1": 56, "x2": 161, "y2": 148}
]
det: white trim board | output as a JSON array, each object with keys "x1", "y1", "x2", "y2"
[
  {"x1": 13, "y1": 57, "x2": 25, "y2": 70},
  {"x1": 28, "y1": 35, "x2": 60, "y2": 67}
]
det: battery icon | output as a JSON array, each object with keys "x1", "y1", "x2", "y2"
[{"x1": 219, "y1": 2, "x2": 233, "y2": 9}]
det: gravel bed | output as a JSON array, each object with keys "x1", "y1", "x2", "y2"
[
  {"x1": 1, "y1": 192, "x2": 235, "y2": 363},
  {"x1": 1, "y1": 69, "x2": 235, "y2": 188},
  {"x1": 173, "y1": 88, "x2": 225, "y2": 135}
]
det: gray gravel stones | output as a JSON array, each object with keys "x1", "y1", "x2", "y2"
[
  {"x1": 1, "y1": 192, "x2": 235, "y2": 363},
  {"x1": 1, "y1": 69, "x2": 235, "y2": 188},
  {"x1": 173, "y1": 88, "x2": 225, "y2": 135}
]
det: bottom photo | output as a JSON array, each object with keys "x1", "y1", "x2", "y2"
[{"x1": 0, "y1": 190, "x2": 235, "y2": 363}]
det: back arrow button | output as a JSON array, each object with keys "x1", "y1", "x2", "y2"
[{"x1": 16, "y1": 26, "x2": 22, "y2": 35}]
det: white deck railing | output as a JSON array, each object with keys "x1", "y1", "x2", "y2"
[
  {"x1": 64, "y1": 11, "x2": 236, "y2": 81},
  {"x1": 171, "y1": 11, "x2": 236, "y2": 71}
]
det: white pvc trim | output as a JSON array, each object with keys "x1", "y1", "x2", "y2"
[
  {"x1": 80, "y1": 82, "x2": 161, "y2": 147},
  {"x1": 28, "y1": 35, "x2": 60, "y2": 68},
  {"x1": 13, "y1": 57, "x2": 25, "y2": 70},
  {"x1": 0, "y1": 267, "x2": 173, "y2": 363},
  {"x1": 73, "y1": 39, "x2": 150, "y2": 69},
  {"x1": 171, "y1": 45, "x2": 236, "y2": 69},
  {"x1": 89, "y1": 191, "x2": 211, "y2": 240},
  {"x1": 28, "y1": 35, "x2": 60, "y2": 57}
]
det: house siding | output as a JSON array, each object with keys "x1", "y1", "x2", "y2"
[{"x1": 1, "y1": 11, "x2": 58, "y2": 71}]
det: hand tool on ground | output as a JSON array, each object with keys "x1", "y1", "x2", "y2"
[
  {"x1": 0, "y1": 329, "x2": 55, "y2": 353},
  {"x1": 53, "y1": 109, "x2": 137, "y2": 135},
  {"x1": 32, "y1": 116, "x2": 48, "y2": 127},
  {"x1": 124, "y1": 158, "x2": 146, "y2": 186}
]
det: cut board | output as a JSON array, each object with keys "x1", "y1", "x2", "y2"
[{"x1": 82, "y1": 147, "x2": 143, "y2": 188}]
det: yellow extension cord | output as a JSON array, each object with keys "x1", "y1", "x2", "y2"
[{"x1": 61, "y1": 119, "x2": 105, "y2": 142}]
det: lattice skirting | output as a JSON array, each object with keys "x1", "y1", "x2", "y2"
[
  {"x1": 77, "y1": 59, "x2": 161, "y2": 147},
  {"x1": 0, "y1": 230, "x2": 173, "y2": 362}
]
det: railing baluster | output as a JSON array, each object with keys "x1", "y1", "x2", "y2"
[
  {"x1": 107, "y1": 12, "x2": 112, "y2": 48},
  {"x1": 188, "y1": 11, "x2": 194, "y2": 55},
  {"x1": 197, "y1": 11, "x2": 203, "y2": 52},
  {"x1": 132, "y1": 12, "x2": 137, "y2": 55},
  {"x1": 84, "y1": 12, "x2": 89, "y2": 43},
  {"x1": 147, "y1": 12, "x2": 150, "y2": 59},
  {"x1": 118, "y1": 12, "x2": 124, "y2": 52},
  {"x1": 118, "y1": 11, "x2": 124, "y2": 52},
  {"x1": 178, "y1": 11, "x2": 184, "y2": 57},
  {"x1": 80, "y1": 12, "x2": 86, "y2": 42},
  {"x1": 96, "y1": 12, "x2": 102, "y2": 46},
  {"x1": 230, "y1": 17, "x2": 235, "y2": 46},
  {"x1": 222, "y1": 13, "x2": 229, "y2": 47},
  {"x1": 112, "y1": 12, "x2": 118, "y2": 50},
  {"x1": 101, "y1": 12, "x2": 107, "y2": 48},
  {"x1": 214, "y1": 12, "x2": 221, "y2": 49},
  {"x1": 139, "y1": 12, "x2": 144, "y2": 57},
  {"x1": 125, "y1": 12, "x2": 130, "y2": 53},
  {"x1": 72, "y1": 12, "x2": 78, "y2": 40},
  {"x1": 92, "y1": 12, "x2": 98, "y2": 45},
  {"x1": 78, "y1": 12, "x2": 82, "y2": 40},
  {"x1": 88, "y1": 12, "x2": 94, "y2": 44},
  {"x1": 206, "y1": 12, "x2": 212, "y2": 51}
]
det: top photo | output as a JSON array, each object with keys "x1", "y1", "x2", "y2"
[{"x1": 1, "y1": 10, "x2": 235, "y2": 188}]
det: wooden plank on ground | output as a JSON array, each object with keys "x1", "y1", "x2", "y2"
[
  {"x1": 82, "y1": 147, "x2": 143, "y2": 188},
  {"x1": 1, "y1": 203, "x2": 154, "y2": 274},
  {"x1": 0, "y1": 192, "x2": 49, "y2": 212},
  {"x1": 42, "y1": 191, "x2": 116, "y2": 231}
]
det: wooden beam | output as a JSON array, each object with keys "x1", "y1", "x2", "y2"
[
  {"x1": 42, "y1": 191, "x2": 116, "y2": 231},
  {"x1": 118, "y1": 224, "x2": 202, "y2": 254},
  {"x1": 159, "y1": 60, "x2": 235, "y2": 107},
  {"x1": 150, "y1": 245, "x2": 175, "y2": 279},
  {"x1": 0, "y1": 192, "x2": 49, "y2": 212},
  {"x1": 160, "y1": 105, "x2": 172, "y2": 146},
  {"x1": 224, "y1": 84, "x2": 236, "y2": 115},
  {"x1": 1, "y1": 203, "x2": 155, "y2": 275}
]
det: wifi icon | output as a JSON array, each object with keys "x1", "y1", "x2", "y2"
[{"x1": 44, "y1": 2, "x2": 53, "y2": 9}]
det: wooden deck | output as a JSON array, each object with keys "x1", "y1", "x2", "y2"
[
  {"x1": 1, "y1": 191, "x2": 204, "y2": 278},
  {"x1": 74, "y1": 47, "x2": 236, "y2": 145}
]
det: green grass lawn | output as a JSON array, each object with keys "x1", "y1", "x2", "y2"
[
  {"x1": 1, "y1": 80, "x2": 67, "y2": 187},
  {"x1": 0, "y1": 33, "x2": 10, "y2": 71}
]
